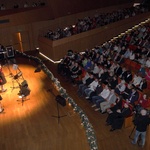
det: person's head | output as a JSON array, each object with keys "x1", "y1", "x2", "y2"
[
  {"x1": 127, "y1": 84, "x2": 132, "y2": 89},
  {"x1": 143, "y1": 94, "x2": 147, "y2": 99},
  {"x1": 110, "y1": 89, "x2": 115, "y2": 94},
  {"x1": 132, "y1": 88, "x2": 136, "y2": 93},
  {"x1": 121, "y1": 80, "x2": 125, "y2": 84},
  {"x1": 105, "y1": 84, "x2": 108, "y2": 89},
  {"x1": 90, "y1": 74, "x2": 94, "y2": 78},
  {"x1": 140, "y1": 109, "x2": 147, "y2": 116},
  {"x1": 124, "y1": 103, "x2": 129, "y2": 108}
]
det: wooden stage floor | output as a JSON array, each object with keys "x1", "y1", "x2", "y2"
[{"x1": 0, "y1": 55, "x2": 149, "y2": 150}]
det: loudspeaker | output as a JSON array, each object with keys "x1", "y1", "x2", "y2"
[
  {"x1": 56, "y1": 95, "x2": 66, "y2": 106},
  {"x1": 6, "y1": 46, "x2": 15, "y2": 58}
]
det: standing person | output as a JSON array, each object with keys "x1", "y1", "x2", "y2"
[
  {"x1": 0, "y1": 64, "x2": 7, "y2": 92},
  {"x1": 131, "y1": 109, "x2": 150, "y2": 148}
]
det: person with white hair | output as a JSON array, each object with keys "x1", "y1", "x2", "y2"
[{"x1": 132, "y1": 109, "x2": 150, "y2": 148}]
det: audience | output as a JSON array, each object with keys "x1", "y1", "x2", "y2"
[
  {"x1": 56, "y1": 11, "x2": 150, "y2": 135},
  {"x1": 44, "y1": 4, "x2": 149, "y2": 40}
]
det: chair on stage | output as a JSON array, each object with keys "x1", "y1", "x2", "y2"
[{"x1": 17, "y1": 80, "x2": 31, "y2": 106}]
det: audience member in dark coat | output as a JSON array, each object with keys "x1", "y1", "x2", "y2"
[
  {"x1": 108, "y1": 75, "x2": 118, "y2": 89},
  {"x1": 124, "y1": 70, "x2": 133, "y2": 83},
  {"x1": 114, "y1": 64, "x2": 122, "y2": 77},
  {"x1": 136, "y1": 78, "x2": 147, "y2": 92},
  {"x1": 126, "y1": 88, "x2": 139, "y2": 105},
  {"x1": 99, "y1": 69, "x2": 109, "y2": 83},
  {"x1": 106, "y1": 102, "x2": 132, "y2": 131}
]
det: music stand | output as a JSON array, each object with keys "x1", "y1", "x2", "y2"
[
  {"x1": 48, "y1": 89, "x2": 67, "y2": 124},
  {"x1": 10, "y1": 72, "x2": 22, "y2": 92},
  {"x1": 13, "y1": 64, "x2": 24, "y2": 80},
  {"x1": 52, "y1": 98, "x2": 67, "y2": 124}
]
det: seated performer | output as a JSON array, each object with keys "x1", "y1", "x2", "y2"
[
  {"x1": 0, "y1": 95, "x2": 4, "y2": 113},
  {"x1": 0, "y1": 64, "x2": 7, "y2": 92}
]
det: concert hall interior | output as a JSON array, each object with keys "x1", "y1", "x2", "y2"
[{"x1": 0, "y1": 0, "x2": 150, "y2": 150}]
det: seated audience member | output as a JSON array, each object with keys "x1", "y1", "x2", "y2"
[
  {"x1": 91, "y1": 85, "x2": 110, "y2": 111},
  {"x1": 145, "y1": 69, "x2": 150, "y2": 81},
  {"x1": 108, "y1": 75, "x2": 118, "y2": 89},
  {"x1": 103, "y1": 72, "x2": 114, "y2": 85},
  {"x1": 109, "y1": 62, "x2": 117, "y2": 73},
  {"x1": 138, "y1": 55, "x2": 146, "y2": 65},
  {"x1": 123, "y1": 70, "x2": 133, "y2": 83},
  {"x1": 129, "y1": 51, "x2": 135, "y2": 60},
  {"x1": 99, "y1": 68, "x2": 109, "y2": 84},
  {"x1": 77, "y1": 74, "x2": 94, "y2": 97},
  {"x1": 68, "y1": 62, "x2": 79, "y2": 79},
  {"x1": 104, "y1": 59, "x2": 111, "y2": 69},
  {"x1": 87, "y1": 81, "x2": 103, "y2": 101},
  {"x1": 115, "y1": 80, "x2": 126, "y2": 95},
  {"x1": 138, "y1": 65, "x2": 146, "y2": 77},
  {"x1": 132, "y1": 73, "x2": 142, "y2": 87},
  {"x1": 106, "y1": 102, "x2": 132, "y2": 131},
  {"x1": 117, "y1": 55, "x2": 125, "y2": 65},
  {"x1": 77, "y1": 71, "x2": 90, "y2": 85},
  {"x1": 100, "y1": 89, "x2": 117, "y2": 113},
  {"x1": 82, "y1": 57, "x2": 88, "y2": 68},
  {"x1": 71, "y1": 66, "x2": 83, "y2": 86},
  {"x1": 135, "y1": 94, "x2": 150, "y2": 114},
  {"x1": 114, "y1": 64, "x2": 122, "y2": 77},
  {"x1": 97, "y1": 67, "x2": 104, "y2": 79},
  {"x1": 14, "y1": 3, "x2": 19, "y2": 8},
  {"x1": 84, "y1": 78, "x2": 99, "y2": 99},
  {"x1": 0, "y1": 4, "x2": 6, "y2": 10},
  {"x1": 91, "y1": 63, "x2": 100, "y2": 77},
  {"x1": 126, "y1": 88, "x2": 139, "y2": 105},
  {"x1": 106, "y1": 96, "x2": 123, "y2": 114},
  {"x1": 124, "y1": 48, "x2": 131, "y2": 58},
  {"x1": 120, "y1": 46, "x2": 126, "y2": 55},
  {"x1": 137, "y1": 78, "x2": 147, "y2": 91},
  {"x1": 121, "y1": 84, "x2": 132, "y2": 100},
  {"x1": 24, "y1": 2, "x2": 29, "y2": 8},
  {"x1": 84, "y1": 58, "x2": 92, "y2": 71},
  {"x1": 145, "y1": 57, "x2": 150, "y2": 68},
  {"x1": 119, "y1": 67, "x2": 127, "y2": 79}
]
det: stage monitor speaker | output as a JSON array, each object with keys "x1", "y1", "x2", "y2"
[{"x1": 56, "y1": 95, "x2": 66, "y2": 107}]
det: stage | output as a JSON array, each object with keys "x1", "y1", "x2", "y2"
[{"x1": 0, "y1": 58, "x2": 89, "y2": 150}]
